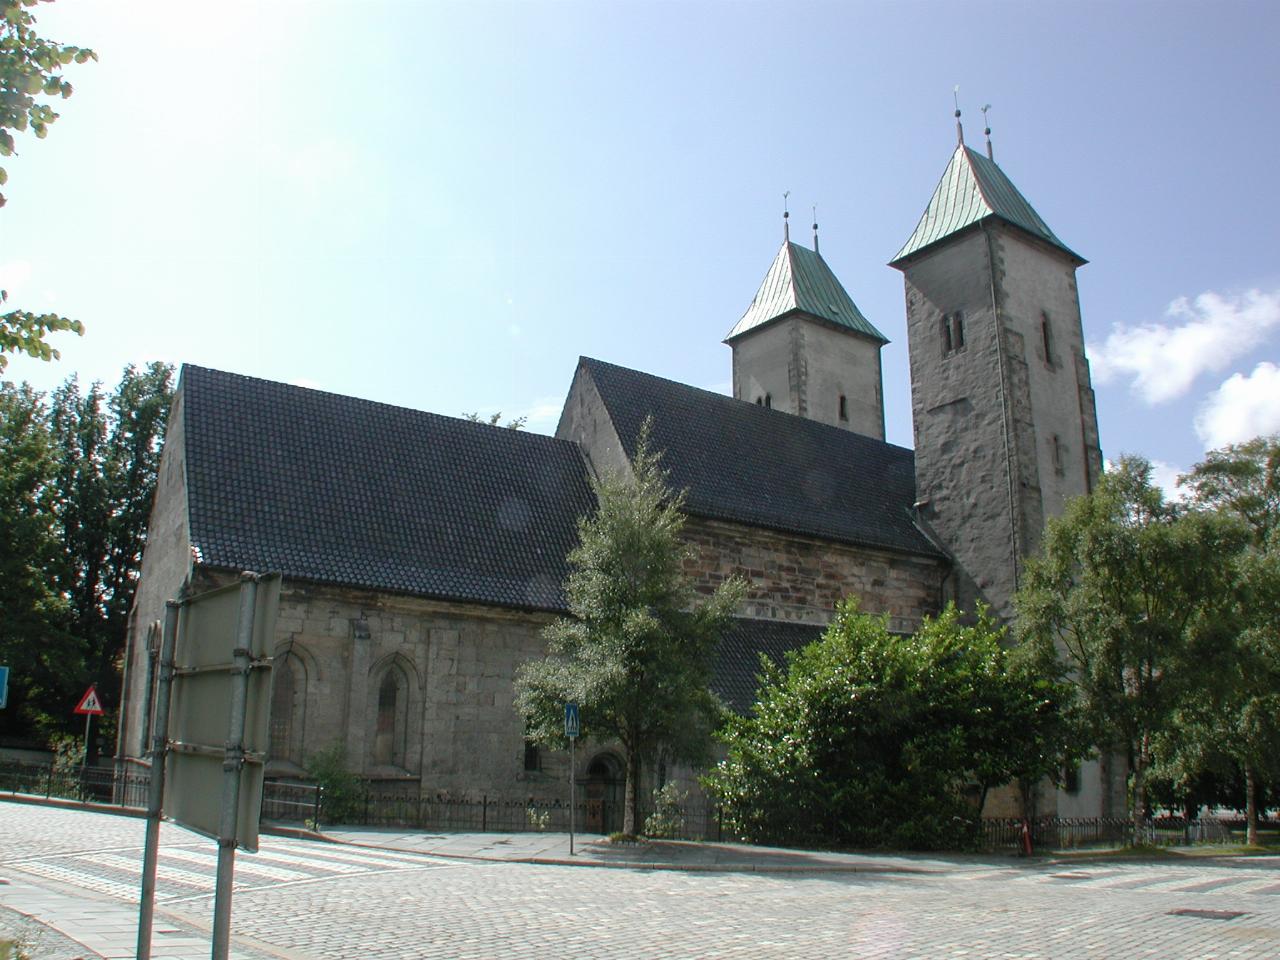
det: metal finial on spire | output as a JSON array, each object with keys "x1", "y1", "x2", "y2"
[
  {"x1": 783, "y1": 190, "x2": 791, "y2": 242},
  {"x1": 953, "y1": 85, "x2": 964, "y2": 146},
  {"x1": 982, "y1": 103, "x2": 994, "y2": 161},
  {"x1": 812, "y1": 205, "x2": 820, "y2": 255}
]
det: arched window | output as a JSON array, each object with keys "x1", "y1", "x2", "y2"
[
  {"x1": 269, "y1": 651, "x2": 307, "y2": 765},
  {"x1": 373, "y1": 665, "x2": 409, "y2": 768}
]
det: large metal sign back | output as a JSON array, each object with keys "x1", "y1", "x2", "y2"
[{"x1": 165, "y1": 575, "x2": 279, "y2": 852}]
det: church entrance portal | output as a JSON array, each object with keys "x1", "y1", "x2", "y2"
[{"x1": 583, "y1": 753, "x2": 624, "y2": 834}]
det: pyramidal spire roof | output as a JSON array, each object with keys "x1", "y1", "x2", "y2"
[
  {"x1": 725, "y1": 240, "x2": 887, "y2": 344},
  {"x1": 890, "y1": 145, "x2": 1084, "y2": 267}
]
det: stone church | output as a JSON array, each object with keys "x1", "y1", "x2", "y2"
[{"x1": 118, "y1": 130, "x2": 1123, "y2": 826}]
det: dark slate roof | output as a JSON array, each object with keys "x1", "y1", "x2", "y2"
[
  {"x1": 181, "y1": 365, "x2": 595, "y2": 612},
  {"x1": 712, "y1": 617, "x2": 826, "y2": 715},
  {"x1": 579, "y1": 358, "x2": 941, "y2": 558}
]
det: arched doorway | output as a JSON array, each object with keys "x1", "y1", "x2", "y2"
[{"x1": 583, "y1": 753, "x2": 624, "y2": 834}]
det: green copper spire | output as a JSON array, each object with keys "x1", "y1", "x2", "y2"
[
  {"x1": 725, "y1": 240, "x2": 887, "y2": 344},
  {"x1": 891, "y1": 144, "x2": 1085, "y2": 266}
]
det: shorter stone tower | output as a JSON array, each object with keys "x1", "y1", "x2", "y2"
[{"x1": 725, "y1": 219, "x2": 887, "y2": 440}]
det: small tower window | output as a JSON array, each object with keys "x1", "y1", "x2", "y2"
[
  {"x1": 523, "y1": 740, "x2": 541, "y2": 772},
  {"x1": 1041, "y1": 312, "x2": 1056, "y2": 368},
  {"x1": 764, "y1": 393, "x2": 772, "y2": 409},
  {"x1": 1051, "y1": 434, "x2": 1066, "y2": 477},
  {"x1": 941, "y1": 311, "x2": 965, "y2": 356},
  {"x1": 838, "y1": 394, "x2": 848, "y2": 421}
]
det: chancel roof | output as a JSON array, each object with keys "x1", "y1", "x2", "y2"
[
  {"x1": 725, "y1": 241, "x2": 887, "y2": 344},
  {"x1": 891, "y1": 145, "x2": 1084, "y2": 266},
  {"x1": 578, "y1": 357, "x2": 940, "y2": 558},
  {"x1": 181, "y1": 365, "x2": 596, "y2": 612}
]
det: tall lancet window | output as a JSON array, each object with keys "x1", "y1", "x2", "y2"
[{"x1": 373, "y1": 666, "x2": 408, "y2": 768}]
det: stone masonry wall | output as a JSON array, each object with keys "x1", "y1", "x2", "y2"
[{"x1": 681, "y1": 517, "x2": 947, "y2": 633}]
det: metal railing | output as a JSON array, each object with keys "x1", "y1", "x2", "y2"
[
  {"x1": 0, "y1": 757, "x2": 150, "y2": 808},
  {"x1": 979, "y1": 815, "x2": 1238, "y2": 852}
]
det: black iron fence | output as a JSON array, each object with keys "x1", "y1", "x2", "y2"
[
  {"x1": 980, "y1": 815, "x2": 1238, "y2": 852},
  {"x1": 0, "y1": 757, "x2": 150, "y2": 808}
]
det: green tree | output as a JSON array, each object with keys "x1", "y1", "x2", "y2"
[
  {"x1": 1, "y1": 0, "x2": 95, "y2": 371},
  {"x1": 0, "y1": 364, "x2": 172, "y2": 745},
  {"x1": 514, "y1": 420, "x2": 743, "y2": 836},
  {"x1": 1015, "y1": 457, "x2": 1245, "y2": 831},
  {"x1": 1173, "y1": 436, "x2": 1280, "y2": 843},
  {"x1": 0, "y1": 381, "x2": 75, "y2": 730},
  {"x1": 707, "y1": 602, "x2": 1082, "y2": 850}
]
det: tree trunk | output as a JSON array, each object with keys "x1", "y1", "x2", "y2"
[
  {"x1": 623, "y1": 748, "x2": 641, "y2": 836},
  {"x1": 1131, "y1": 741, "x2": 1147, "y2": 844},
  {"x1": 1245, "y1": 765, "x2": 1259, "y2": 847}
]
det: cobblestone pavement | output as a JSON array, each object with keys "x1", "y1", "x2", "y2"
[{"x1": 3, "y1": 802, "x2": 1279, "y2": 959}]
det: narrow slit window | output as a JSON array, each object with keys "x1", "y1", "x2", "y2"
[
  {"x1": 940, "y1": 314, "x2": 953, "y2": 353},
  {"x1": 1041, "y1": 312, "x2": 1055, "y2": 367},
  {"x1": 951, "y1": 311, "x2": 965, "y2": 349},
  {"x1": 1051, "y1": 434, "x2": 1066, "y2": 477},
  {"x1": 838, "y1": 394, "x2": 848, "y2": 421},
  {"x1": 523, "y1": 740, "x2": 541, "y2": 772}
]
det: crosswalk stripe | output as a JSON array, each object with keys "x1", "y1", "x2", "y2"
[
  {"x1": 267, "y1": 840, "x2": 446, "y2": 871},
  {"x1": 164, "y1": 846, "x2": 317, "y2": 882}
]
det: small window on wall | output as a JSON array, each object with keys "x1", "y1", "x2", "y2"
[
  {"x1": 838, "y1": 394, "x2": 848, "y2": 421},
  {"x1": 1041, "y1": 312, "x2": 1056, "y2": 368},
  {"x1": 523, "y1": 740, "x2": 541, "y2": 772},
  {"x1": 1063, "y1": 763, "x2": 1081, "y2": 794},
  {"x1": 1051, "y1": 434, "x2": 1066, "y2": 477},
  {"x1": 941, "y1": 311, "x2": 965, "y2": 355}
]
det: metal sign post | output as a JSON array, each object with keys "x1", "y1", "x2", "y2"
[
  {"x1": 74, "y1": 685, "x2": 105, "y2": 766},
  {"x1": 565, "y1": 702, "x2": 579, "y2": 856},
  {"x1": 137, "y1": 601, "x2": 179, "y2": 960},
  {"x1": 210, "y1": 574, "x2": 258, "y2": 960}
]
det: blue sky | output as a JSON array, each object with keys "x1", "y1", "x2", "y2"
[{"x1": 4, "y1": 0, "x2": 1278, "y2": 492}]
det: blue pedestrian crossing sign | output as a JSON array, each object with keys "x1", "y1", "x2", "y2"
[
  {"x1": 0, "y1": 665, "x2": 8, "y2": 710},
  {"x1": 564, "y1": 702, "x2": 580, "y2": 739}
]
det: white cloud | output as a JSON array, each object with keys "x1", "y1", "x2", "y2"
[
  {"x1": 518, "y1": 397, "x2": 564, "y2": 432},
  {"x1": 1088, "y1": 289, "x2": 1280, "y2": 404},
  {"x1": 1194, "y1": 362, "x2": 1280, "y2": 450}
]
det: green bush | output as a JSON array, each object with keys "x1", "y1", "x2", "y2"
[
  {"x1": 304, "y1": 743, "x2": 364, "y2": 826},
  {"x1": 643, "y1": 782, "x2": 687, "y2": 838}
]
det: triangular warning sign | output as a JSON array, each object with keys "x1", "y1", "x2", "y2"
[{"x1": 74, "y1": 686, "x2": 104, "y2": 715}]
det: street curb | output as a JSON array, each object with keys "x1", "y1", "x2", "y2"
[{"x1": 0, "y1": 792, "x2": 147, "y2": 820}]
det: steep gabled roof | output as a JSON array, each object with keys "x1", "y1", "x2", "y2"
[
  {"x1": 725, "y1": 241, "x2": 887, "y2": 343},
  {"x1": 181, "y1": 365, "x2": 595, "y2": 612},
  {"x1": 577, "y1": 357, "x2": 941, "y2": 558},
  {"x1": 891, "y1": 145, "x2": 1084, "y2": 266}
]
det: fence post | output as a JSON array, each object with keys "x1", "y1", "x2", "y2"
[
  {"x1": 313, "y1": 784, "x2": 323, "y2": 830},
  {"x1": 45, "y1": 763, "x2": 53, "y2": 799},
  {"x1": 482, "y1": 794, "x2": 487, "y2": 832},
  {"x1": 363, "y1": 787, "x2": 371, "y2": 825}
]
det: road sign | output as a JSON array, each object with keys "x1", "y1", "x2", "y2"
[
  {"x1": 564, "y1": 702, "x2": 580, "y2": 739},
  {"x1": 74, "y1": 686, "x2": 104, "y2": 715},
  {"x1": 0, "y1": 665, "x2": 8, "y2": 710}
]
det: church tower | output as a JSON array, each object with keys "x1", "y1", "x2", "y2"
[
  {"x1": 726, "y1": 215, "x2": 888, "y2": 439},
  {"x1": 890, "y1": 127, "x2": 1103, "y2": 622}
]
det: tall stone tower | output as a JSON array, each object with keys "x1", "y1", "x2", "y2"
[
  {"x1": 890, "y1": 133, "x2": 1103, "y2": 622},
  {"x1": 726, "y1": 217, "x2": 888, "y2": 439}
]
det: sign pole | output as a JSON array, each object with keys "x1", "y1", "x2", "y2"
[
  {"x1": 82, "y1": 712, "x2": 92, "y2": 765},
  {"x1": 211, "y1": 573, "x2": 258, "y2": 960},
  {"x1": 137, "y1": 601, "x2": 179, "y2": 960},
  {"x1": 564, "y1": 702, "x2": 579, "y2": 857}
]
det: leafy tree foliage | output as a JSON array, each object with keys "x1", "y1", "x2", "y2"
[
  {"x1": 1015, "y1": 456, "x2": 1247, "y2": 829},
  {"x1": 707, "y1": 602, "x2": 1082, "y2": 851},
  {"x1": 461, "y1": 411, "x2": 526, "y2": 430},
  {"x1": 1157, "y1": 436, "x2": 1280, "y2": 842},
  {"x1": 514, "y1": 420, "x2": 743, "y2": 835},
  {"x1": 0, "y1": 363, "x2": 173, "y2": 745},
  {"x1": 1, "y1": 0, "x2": 95, "y2": 370}
]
